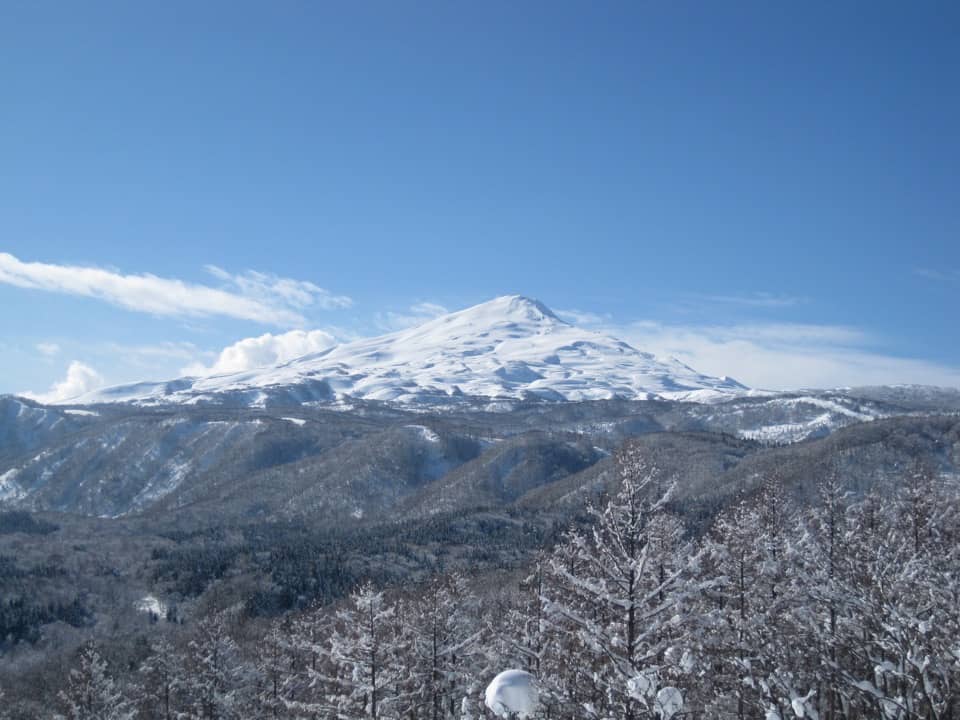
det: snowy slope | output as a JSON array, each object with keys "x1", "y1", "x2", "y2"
[{"x1": 71, "y1": 296, "x2": 747, "y2": 407}]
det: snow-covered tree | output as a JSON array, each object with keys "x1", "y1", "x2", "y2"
[
  {"x1": 497, "y1": 556, "x2": 549, "y2": 677},
  {"x1": 790, "y1": 473, "x2": 858, "y2": 720},
  {"x1": 776, "y1": 468, "x2": 960, "y2": 720},
  {"x1": 829, "y1": 477, "x2": 960, "y2": 720},
  {"x1": 138, "y1": 637, "x2": 186, "y2": 720},
  {"x1": 0, "y1": 686, "x2": 11, "y2": 720},
  {"x1": 59, "y1": 643, "x2": 137, "y2": 720},
  {"x1": 309, "y1": 583, "x2": 409, "y2": 719},
  {"x1": 542, "y1": 443, "x2": 704, "y2": 719},
  {"x1": 280, "y1": 604, "x2": 334, "y2": 713},
  {"x1": 405, "y1": 573, "x2": 482, "y2": 720},
  {"x1": 701, "y1": 496, "x2": 770, "y2": 718},
  {"x1": 254, "y1": 621, "x2": 294, "y2": 718},
  {"x1": 182, "y1": 612, "x2": 255, "y2": 719}
]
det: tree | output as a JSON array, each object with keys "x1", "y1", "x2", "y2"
[
  {"x1": 405, "y1": 573, "x2": 482, "y2": 719},
  {"x1": 542, "y1": 443, "x2": 703, "y2": 719},
  {"x1": 59, "y1": 643, "x2": 137, "y2": 720},
  {"x1": 280, "y1": 603, "x2": 337, "y2": 715},
  {"x1": 139, "y1": 637, "x2": 186, "y2": 720},
  {"x1": 182, "y1": 613, "x2": 255, "y2": 719},
  {"x1": 496, "y1": 556, "x2": 549, "y2": 678},
  {"x1": 317, "y1": 583, "x2": 408, "y2": 719},
  {"x1": 701, "y1": 496, "x2": 769, "y2": 719},
  {"x1": 254, "y1": 621, "x2": 294, "y2": 718}
]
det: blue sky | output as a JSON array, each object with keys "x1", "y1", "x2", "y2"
[{"x1": 2, "y1": 1, "x2": 959, "y2": 399}]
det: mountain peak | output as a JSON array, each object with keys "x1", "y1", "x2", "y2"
[
  {"x1": 441, "y1": 295, "x2": 564, "y2": 328},
  {"x1": 68, "y1": 295, "x2": 746, "y2": 407},
  {"x1": 500, "y1": 295, "x2": 562, "y2": 322}
]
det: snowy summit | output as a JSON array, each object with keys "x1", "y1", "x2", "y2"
[{"x1": 70, "y1": 295, "x2": 746, "y2": 407}]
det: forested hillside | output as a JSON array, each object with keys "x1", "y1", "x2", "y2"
[{"x1": 2, "y1": 439, "x2": 958, "y2": 719}]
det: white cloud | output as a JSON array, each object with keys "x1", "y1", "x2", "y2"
[
  {"x1": 616, "y1": 321, "x2": 960, "y2": 390},
  {"x1": 101, "y1": 341, "x2": 216, "y2": 372},
  {"x1": 554, "y1": 305, "x2": 954, "y2": 390},
  {"x1": 0, "y1": 252, "x2": 350, "y2": 326},
  {"x1": 23, "y1": 361, "x2": 105, "y2": 403},
  {"x1": 410, "y1": 301, "x2": 448, "y2": 316},
  {"x1": 104, "y1": 341, "x2": 203, "y2": 359},
  {"x1": 183, "y1": 329, "x2": 339, "y2": 376},
  {"x1": 205, "y1": 265, "x2": 353, "y2": 311},
  {"x1": 36, "y1": 342, "x2": 61, "y2": 357},
  {"x1": 556, "y1": 308, "x2": 609, "y2": 325},
  {"x1": 375, "y1": 302, "x2": 449, "y2": 331},
  {"x1": 698, "y1": 292, "x2": 807, "y2": 308},
  {"x1": 915, "y1": 268, "x2": 960, "y2": 283}
]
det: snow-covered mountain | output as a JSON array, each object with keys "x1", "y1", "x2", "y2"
[{"x1": 72, "y1": 295, "x2": 747, "y2": 407}]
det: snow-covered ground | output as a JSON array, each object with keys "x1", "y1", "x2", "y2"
[
  {"x1": 134, "y1": 594, "x2": 168, "y2": 617},
  {"x1": 0, "y1": 467, "x2": 24, "y2": 501}
]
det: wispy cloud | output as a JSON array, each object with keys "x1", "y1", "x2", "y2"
[
  {"x1": 102, "y1": 341, "x2": 213, "y2": 369},
  {"x1": 0, "y1": 253, "x2": 351, "y2": 326},
  {"x1": 36, "y1": 342, "x2": 61, "y2": 357},
  {"x1": 555, "y1": 296, "x2": 958, "y2": 388},
  {"x1": 615, "y1": 320, "x2": 960, "y2": 390},
  {"x1": 698, "y1": 292, "x2": 807, "y2": 308},
  {"x1": 375, "y1": 302, "x2": 449, "y2": 331},
  {"x1": 556, "y1": 308, "x2": 610, "y2": 325},
  {"x1": 204, "y1": 265, "x2": 353, "y2": 311},
  {"x1": 22, "y1": 361, "x2": 105, "y2": 403},
  {"x1": 915, "y1": 268, "x2": 960, "y2": 283}
]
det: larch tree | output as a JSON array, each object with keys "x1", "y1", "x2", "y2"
[
  {"x1": 59, "y1": 643, "x2": 137, "y2": 720},
  {"x1": 405, "y1": 573, "x2": 483, "y2": 720},
  {"x1": 542, "y1": 442, "x2": 703, "y2": 720},
  {"x1": 138, "y1": 637, "x2": 186, "y2": 720},
  {"x1": 182, "y1": 612, "x2": 254, "y2": 719},
  {"x1": 323, "y1": 583, "x2": 408, "y2": 719}
]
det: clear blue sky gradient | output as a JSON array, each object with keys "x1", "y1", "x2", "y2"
[{"x1": 2, "y1": 1, "x2": 958, "y2": 393}]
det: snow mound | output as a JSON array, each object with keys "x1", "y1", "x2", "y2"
[
  {"x1": 484, "y1": 669, "x2": 539, "y2": 718},
  {"x1": 655, "y1": 687, "x2": 684, "y2": 719}
]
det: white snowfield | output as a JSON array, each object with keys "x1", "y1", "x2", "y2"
[
  {"x1": 69, "y1": 295, "x2": 747, "y2": 406},
  {"x1": 484, "y1": 669, "x2": 539, "y2": 718}
]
